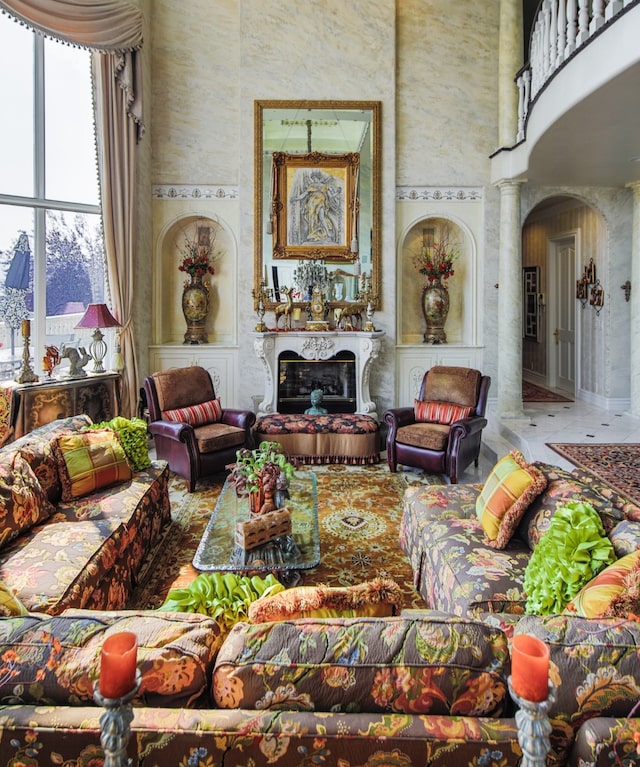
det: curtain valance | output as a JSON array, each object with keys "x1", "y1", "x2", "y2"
[{"x1": 0, "y1": 0, "x2": 142, "y2": 52}]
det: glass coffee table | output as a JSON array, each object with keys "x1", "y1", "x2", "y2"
[{"x1": 193, "y1": 471, "x2": 320, "y2": 579}]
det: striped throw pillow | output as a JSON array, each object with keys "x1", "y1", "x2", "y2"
[
  {"x1": 414, "y1": 399, "x2": 474, "y2": 425},
  {"x1": 163, "y1": 397, "x2": 222, "y2": 426},
  {"x1": 565, "y1": 550, "x2": 640, "y2": 619},
  {"x1": 476, "y1": 450, "x2": 548, "y2": 549}
]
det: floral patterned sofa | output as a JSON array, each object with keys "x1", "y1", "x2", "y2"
[
  {"x1": 0, "y1": 415, "x2": 170, "y2": 614},
  {"x1": 400, "y1": 458, "x2": 640, "y2": 766},
  {"x1": 0, "y1": 607, "x2": 638, "y2": 767}
]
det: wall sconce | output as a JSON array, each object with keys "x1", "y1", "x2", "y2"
[
  {"x1": 589, "y1": 280, "x2": 604, "y2": 316},
  {"x1": 576, "y1": 277, "x2": 589, "y2": 308},
  {"x1": 621, "y1": 280, "x2": 631, "y2": 302}
]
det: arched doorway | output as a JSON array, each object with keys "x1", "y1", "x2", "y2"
[{"x1": 521, "y1": 195, "x2": 606, "y2": 400}]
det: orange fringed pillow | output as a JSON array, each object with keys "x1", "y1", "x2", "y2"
[
  {"x1": 248, "y1": 578, "x2": 404, "y2": 623},
  {"x1": 565, "y1": 550, "x2": 640, "y2": 619}
]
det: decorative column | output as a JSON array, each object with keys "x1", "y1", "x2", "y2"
[
  {"x1": 628, "y1": 182, "x2": 640, "y2": 417},
  {"x1": 497, "y1": 180, "x2": 525, "y2": 419},
  {"x1": 498, "y1": 0, "x2": 523, "y2": 147}
]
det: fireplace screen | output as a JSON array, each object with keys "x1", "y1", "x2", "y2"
[{"x1": 278, "y1": 350, "x2": 356, "y2": 414}]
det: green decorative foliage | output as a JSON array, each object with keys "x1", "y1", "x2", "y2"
[
  {"x1": 158, "y1": 572, "x2": 285, "y2": 634},
  {"x1": 523, "y1": 500, "x2": 616, "y2": 615},
  {"x1": 89, "y1": 416, "x2": 151, "y2": 471}
]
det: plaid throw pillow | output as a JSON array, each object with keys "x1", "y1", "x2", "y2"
[
  {"x1": 163, "y1": 397, "x2": 222, "y2": 426},
  {"x1": 476, "y1": 449, "x2": 547, "y2": 549},
  {"x1": 53, "y1": 429, "x2": 132, "y2": 501},
  {"x1": 414, "y1": 399, "x2": 474, "y2": 425}
]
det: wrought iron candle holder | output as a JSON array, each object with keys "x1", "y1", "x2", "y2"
[
  {"x1": 508, "y1": 677, "x2": 556, "y2": 767},
  {"x1": 93, "y1": 669, "x2": 141, "y2": 767}
]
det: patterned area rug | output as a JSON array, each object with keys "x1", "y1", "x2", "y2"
[
  {"x1": 546, "y1": 443, "x2": 640, "y2": 506},
  {"x1": 522, "y1": 381, "x2": 573, "y2": 402},
  {"x1": 128, "y1": 465, "x2": 442, "y2": 611}
]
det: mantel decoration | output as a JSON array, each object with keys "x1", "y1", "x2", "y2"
[
  {"x1": 414, "y1": 237, "x2": 458, "y2": 344},
  {"x1": 179, "y1": 223, "x2": 219, "y2": 344}
]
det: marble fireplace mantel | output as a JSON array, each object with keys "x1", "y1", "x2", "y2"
[{"x1": 253, "y1": 330, "x2": 385, "y2": 420}]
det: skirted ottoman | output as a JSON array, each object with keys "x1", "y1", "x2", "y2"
[{"x1": 255, "y1": 413, "x2": 380, "y2": 465}]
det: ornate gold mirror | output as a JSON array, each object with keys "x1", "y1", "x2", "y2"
[{"x1": 254, "y1": 100, "x2": 381, "y2": 311}]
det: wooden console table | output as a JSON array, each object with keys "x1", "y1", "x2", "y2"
[{"x1": 6, "y1": 373, "x2": 121, "y2": 439}]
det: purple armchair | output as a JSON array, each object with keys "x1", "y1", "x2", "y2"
[
  {"x1": 144, "y1": 366, "x2": 255, "y2": 492},
  {"x1": 384, "y1": 366, "x2": 491, "y2": 483}
]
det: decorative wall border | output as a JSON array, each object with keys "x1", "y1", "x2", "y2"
[
  {"x1": 152, "y1": 185, "x2": 239, "y2": 200},
  {"x1": 396, "y1": 187, "x2": 483, "y2": 201},
  {"x1": 152, "y1": 185, "x2": 483, "y2": 202}
]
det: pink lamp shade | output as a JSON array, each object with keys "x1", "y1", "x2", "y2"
[
  {"x1": 76, "y1": 303, "x2": 121, "y2": 330},
  {"x1": 75, "y1": 304, "x2": 121, "y2": 374}
]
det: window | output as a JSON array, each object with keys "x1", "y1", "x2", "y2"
[{"x1": 0, "y1": 13, "x2": 105, "y2": 378}]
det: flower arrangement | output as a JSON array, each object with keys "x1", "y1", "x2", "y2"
[
  {"x1": 414, "y1": 239, "x2": 458, "y2": 283},
  {"x1": 178, "y1": 224, "x2": 219, "y2": 282}
]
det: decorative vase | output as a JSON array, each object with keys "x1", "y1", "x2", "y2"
[
  {"x1": 421, "y1": 279, "x2": 450, "y2": 344},
  {"x1": 182, "y1": 275, "x2": 209, "y2": 344},
  {"x1": 249, "y1": 488, "x2": 264, "y2": 515}
]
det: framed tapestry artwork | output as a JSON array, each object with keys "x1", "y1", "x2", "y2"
[
  {"x1": 522, "y1": 266, "x2": 541, "y2": 342},
  {"x1": 271, "y1": 151, "x2": 359, "y2": 261}
]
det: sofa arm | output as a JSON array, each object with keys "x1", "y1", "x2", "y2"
[
  {"x1": 383, "y1": 407, "x2": 416, "y2": 432},
  {"x1": 221, "y1": 408, "x2": 256, "y2": 433},
  {"x1": 515, "y1": 614, "x2": 640, "y2": 766},
  {"x1": 449, "y1": 415, "x2": 488, "y2": 440},
  {"x1": 148, "y1": 419, "x2": 194, "y2": 443}
]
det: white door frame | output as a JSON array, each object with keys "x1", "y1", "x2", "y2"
[{"x1": 547, "y1": 230, "x2": 580, "y2": 393}]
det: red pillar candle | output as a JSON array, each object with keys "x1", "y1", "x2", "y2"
[
  {"x1": 511, "y1": 634, "x2": 550, "y2": 702},
  {"x1": 99, "y1": 631, "x2": 138, "y2": 699}
]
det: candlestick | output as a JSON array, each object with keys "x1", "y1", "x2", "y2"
[
  {"x1": 94, "y1": 668, "x2": 141, "y2": 767},
  {"x1": 99, "y1": 632, "x2": 138, "y2": 699},
  {"x1": 508, "y1": 677, "x2": 556, "y2": 767},
  {"x1": 21, "y1": 319, "x2": 30, "y2": 338},
  {"x1": 511, "y1": 634, "x2": 550, "y2": 702}
]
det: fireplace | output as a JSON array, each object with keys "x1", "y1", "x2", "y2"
[
  {"x1": 253, "y1": 330, "x2": 384, "y2": 419},
  {"x1": 278, "y1": 350, "x2": 356, "y2": 414}
]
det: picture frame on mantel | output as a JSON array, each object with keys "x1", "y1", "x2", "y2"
[{"x1": 271, "y1": 151, "x2": 359, "y2": 262}]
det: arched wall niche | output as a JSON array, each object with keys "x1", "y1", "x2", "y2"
[
  {"x1": 398, "y1": 214, "x2": 477, "y2": 346},
  {"x1": 154, "y1": 213, "x2": 237, "y2": 346}
]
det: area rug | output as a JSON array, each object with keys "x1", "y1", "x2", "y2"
[
  {"x1": 546, "y1": 443, "x2": 640, "y2": 507},
  {"x1": 128, "y1": 465, "x2": 442, "y2": 612},
  {"x1": 522, "y1": 380, "x2": 573, "y2": 403}
]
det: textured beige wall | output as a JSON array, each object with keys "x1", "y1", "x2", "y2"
[{"x1": 144, "y1": 0, "x2": 502, "y2": 412}]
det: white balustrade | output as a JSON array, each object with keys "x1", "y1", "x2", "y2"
[{"x1": 515, "y1": 0, "x2": 627, "y2": 144}]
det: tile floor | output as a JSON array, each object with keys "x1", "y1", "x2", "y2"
[{"x1": 464, "y1": 397, "x2": 640, "y2": 484}]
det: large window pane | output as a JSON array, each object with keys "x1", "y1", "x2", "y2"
[
  {"x1": 45, "y1": 210, "x2": 105, "y2": 347},
  {"x1": 44, "y1": 38, "x2": 99, "y2": 205},
  {"x1": 0, "y1": 204, "x2": 34, "y2": 375},
  {"x1": 0, "y1": 15, "x2": 34, "y2": 197}
]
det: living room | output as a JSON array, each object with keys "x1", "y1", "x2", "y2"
[{"x1": 0, "y1": 1, "x2": 639, "y2": 766}]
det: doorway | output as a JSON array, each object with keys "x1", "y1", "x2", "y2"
[{"x1": 547, "y1": 233, "x2": 577, "y2": 396}]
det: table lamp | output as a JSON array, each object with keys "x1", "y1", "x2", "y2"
[{"x1": 75, "y1": 303, "x2": 121, "y2": 374}]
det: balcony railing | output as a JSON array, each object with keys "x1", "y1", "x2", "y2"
[{"x1": 516, "y1": 0, "x2": 636, "y2": 141}]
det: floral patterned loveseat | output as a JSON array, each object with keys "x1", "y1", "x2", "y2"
[
  {"x1": 400, "y1": 459, "x2": 640, "y2": 766},
  {"x1": 0, "y1": 415, "x2": 170, "y2": 614}
]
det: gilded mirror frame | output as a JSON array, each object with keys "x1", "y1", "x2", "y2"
[{"x1": 254, "y1": 100, "x2": 381, "y2": 310}]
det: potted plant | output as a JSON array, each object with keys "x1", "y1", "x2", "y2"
[{"x1": 227, "y1": 441, "x2": 297, "y2": 514}]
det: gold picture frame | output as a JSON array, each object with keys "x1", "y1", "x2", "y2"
[{"x1": 271, "y1": 151, "x2": 359, "y2": 261}]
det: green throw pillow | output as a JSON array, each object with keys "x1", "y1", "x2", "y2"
[
  {"x1": 523, "y1": 500, "x2": 616, "y2": 615},
  {"x1": 87, "y1": 416, "x2": 151, "y2": 471}
]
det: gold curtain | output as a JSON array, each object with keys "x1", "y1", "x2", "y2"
[{"x1": 0, "y1": 0, "x2": 143, "y2": 416}]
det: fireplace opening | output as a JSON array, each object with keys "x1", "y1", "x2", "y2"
[{"x1": 278, "y1": 350, "x2": 357, "y2": 414}]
